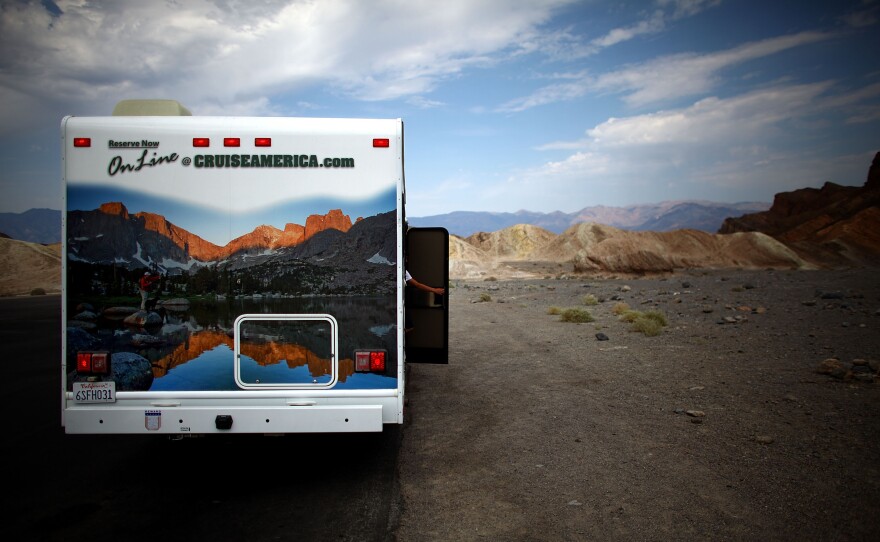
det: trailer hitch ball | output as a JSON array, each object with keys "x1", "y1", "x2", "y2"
[{"x1": 215, "y1": 415, "x2": 233, "y2": 430}]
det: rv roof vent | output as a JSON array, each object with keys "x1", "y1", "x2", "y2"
[{"x1": 112, "y1": 99, "x2": 192, "y2": 116}]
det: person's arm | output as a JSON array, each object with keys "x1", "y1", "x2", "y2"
[{"x1": 406, "y1": 276, "x2": 444, "y2": 296}]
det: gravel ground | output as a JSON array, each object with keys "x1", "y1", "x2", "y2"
[{"x1": 394, "y1": 267, "x2": 880, "y2": 541}]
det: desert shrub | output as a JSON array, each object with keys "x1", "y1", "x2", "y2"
[
  {"x1": 642, "y1": 310, "x2": 668, "y2": 327},
  {"x1": 30, "y1": 288, "x2": 46, "y2": 296},
  {"x1": 623, "y1": 310, "x2": 667, "y2": 336},
  {"x1": 479, "y1": 293, "x2": 492, "y2": 302},
  {"x1": 560, "y1": 308, "x2": 594, "y2": 323},
  {"x1": 583, "y1": 294, "x2": 599, "y2": 306},
  {"x1": 631, "y1": 316, "x2": 663, "y2": 336},
  {"x1": 612, "y1": 302, "x2": 630, "y2": 315},
  {"x1": 618, "y1": 309, "x2": 642, "y2": 323},
  {"x1": 547, "y1": 306, "x2": 562, "y2": 315},
  {"x1": 484, "y1": 276, "x2": 498, "y2": 282}
]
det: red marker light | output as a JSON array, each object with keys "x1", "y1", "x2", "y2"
[
  {"x1": 76, "y1": 351, "x2": 111, "y2": 374},
  {"x1": 373, "y1": 138, "x2": 390, "y2": 148},
  {"x1": 73, "y1": 138, "x2": 91, "y2": 148},
  {"x1": 224, "y1": 137, "x2": 240, "y2": 147},
  {"x1": 76, "y1": 352, "x2": 92, "y2": 373},
  {"x1": 193, "y1": 137, "x2": 210, "y2": 147},
  {"x1": 370, "y1": 351, "x2": 386, "y2": 372},
  {"x1": 255, "y1": 138, "x2": 272, "y2": 147}
]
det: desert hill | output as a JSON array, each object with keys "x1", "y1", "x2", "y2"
[
  {"x1": 720, "y1": 151, "x2": 880, "y2": 267},
  {"x1": 448, "y1": 223, "x2": 810, "y2": 279},
  {"x1": 0, "y1": 237, "x2": 61, "y2": 296},
  {"x1": 464, "y1": 224, "x2": 556, "y2": 260},
  {"x1": 535, "y1": 223, "x2": 807, "y2": 274},
  {"x1": 447, "y1": 152, "x2": 880, "y2": 279}
]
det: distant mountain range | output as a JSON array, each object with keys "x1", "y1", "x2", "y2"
[
  {"x1": 408, "y1": 200, "x2": 770, "y2": 237},
  {"x1": 3, "y1": 200, "x2": 770, "y2": 244},
  {"x1": 446, "y1": 151, "x2": 880, "y2": 277},
  {"x1": 0, "y1": 208, "x2": 61, "y2": 244}
]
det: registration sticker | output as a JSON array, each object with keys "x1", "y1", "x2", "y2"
[{"x1": 73, "y1": 381, "x2": 116, "y2": 403}]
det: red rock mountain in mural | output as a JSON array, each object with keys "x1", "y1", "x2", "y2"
[
  {"x1": 84, "y1": 203, "x2": 356, "y2": 262},
  {"x1": 305, "y1": 209, "x2": 353, "y2": 240}
]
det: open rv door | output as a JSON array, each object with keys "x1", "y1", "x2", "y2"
[{"x1": 405, "y1": 227, "x2": 449, "y2": 364}]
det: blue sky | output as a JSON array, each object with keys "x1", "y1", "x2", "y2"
[{"x1": 1, "y1": 0, "x2": 878, "y2": 218}]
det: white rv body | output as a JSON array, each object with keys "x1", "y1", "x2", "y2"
[{"x1": 61, "y1": 108, "x2": 424, "y2": 434}]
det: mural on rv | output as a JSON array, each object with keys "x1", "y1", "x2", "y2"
[{"x1": 65, "y1": 186, "x2": 399, "y2": 392}]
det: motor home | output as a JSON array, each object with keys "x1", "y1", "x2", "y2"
[{"x1": 61, "y1": 100, "x2": 447, "y2": 435}]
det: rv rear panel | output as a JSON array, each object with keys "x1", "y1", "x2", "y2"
[{"x1": 61, "y1": 115, "x2": 405, "y2": 434}]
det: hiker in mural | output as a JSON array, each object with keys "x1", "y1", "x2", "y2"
[{"x1": 138, "y1": 271, "x2": 162, "y2": 310}]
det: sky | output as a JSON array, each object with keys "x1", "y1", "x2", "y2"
[{"x1": 1, "y1": 0, "x2": 879, "y2": 218}]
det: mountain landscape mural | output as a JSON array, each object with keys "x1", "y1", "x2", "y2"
[{"x1": 65, "y1": 203, "x2": 397, "y2": 298}]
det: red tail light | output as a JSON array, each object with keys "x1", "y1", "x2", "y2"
[
  {"x1": 76, "y1": 352, "x2": 92, "y2": 372},
  {"x1": 193, "y1": 137, "x2": 210, "y2": 147},
  {"x1": 354, "y1": 350, "x2": 387, "y2": 373},
  {"x1": 76, "y1": 352, "x2": 110, "y2": 375},
  {"x1": 224, "y1": 137, "x2": 240, "y2": 147},
  {"x1": 73, "y1": 137, "x2": 91, "y2": 147},
  {"x1": 255, "y1": 137, "x2": 272, "y2": 147},
  {"x1": 370, "y1": 351, "x2": 386, "y2": 372},
  {"x1": 373, "y1": 138, "x2": 390, "y2": 148}
]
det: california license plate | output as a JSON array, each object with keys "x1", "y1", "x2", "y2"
[{"x1": 73, "y1": 381, "x2": 116, "y2": 403}]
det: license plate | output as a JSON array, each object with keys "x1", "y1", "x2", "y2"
[{"x1": 73, "y1": 381, "x2": 116, "y2": 403}]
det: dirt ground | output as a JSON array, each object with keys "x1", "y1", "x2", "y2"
[{"x1": 394, "y1": 267, "x2": 880, "y2": 541}]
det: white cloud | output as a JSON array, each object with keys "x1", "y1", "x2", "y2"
[
  {"x1": 590, "y1": 10, "x2": 666, "y2": 48},
  {"x1": 839, "y1": 2, "x2": 879, "y2": 28},
  {"x1": 498, "y1": 30, "x2": 832, "y2": 112},
  {"x1": 587, "y1": 82, "x2": 835, "y2": 147},
  {"x1": 541, "y1": 0, "x2": 722, "y2": 60},
  {"x1": 496, "y1": 79, "x2": 592, "y2": 112},
  {"x1": 603, "y1": 31, "x2": 831, "y2": 107},
  {"x1": 656, "y1": 0, "x2": 722, "y2": 19},
  {"x1": 497, "y1": 81, "x2": 876, "y2": 209},
  {"x1": 407, "y1": 174, "x2": 476, "y2": 216},
  {"x1": 0, "y1": 0, "x2": 574, "y2": 132}
]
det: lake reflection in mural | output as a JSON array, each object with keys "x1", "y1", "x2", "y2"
[{"x1": 75, "y1": 296, "x2": 398, "y2": 391}]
